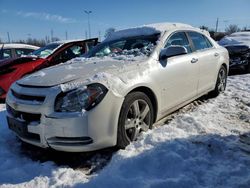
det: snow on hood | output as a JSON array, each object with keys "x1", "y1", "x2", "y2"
[
  {"x1": 17, "y1": 57, "x2": 126, "y2": 87},
  {"x1": 218, "y1": 32, "x2": 250, "y2": 47},
  {"x1": 17, "y1": 56, "x2": 152, "y2": 96}
]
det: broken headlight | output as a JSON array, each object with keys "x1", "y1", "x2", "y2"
[{"x1": 55, "y1": 83, "x2": 108, "y2": 112}]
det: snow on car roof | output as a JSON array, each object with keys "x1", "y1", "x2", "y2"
[
  {"x1": 104, "y1": 22, "x2": 195, "y2": 42},
  {"x1": 0, "y1": 43, "x2": 39, "y2": 49},
  {"x1": 219, "y1": 31, "x2": 250, "y2": 46},
  {"x1": 230, "y1": 31, "x2": 250, "y2": 37},
  {"x1": 146, "y1": 22, "x2": 194, "y2": 32}
]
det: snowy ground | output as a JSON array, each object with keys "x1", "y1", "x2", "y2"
[{"x1": 0, "y1": 74, "x2": 250, "y2": 188}]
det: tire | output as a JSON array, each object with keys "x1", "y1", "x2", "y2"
[
  {"x1": 117, "y1": 92, "x2": 154, "y2": 149},
  {"x1": 209, "y1": 66, "x2": 227, "y2": 97}
]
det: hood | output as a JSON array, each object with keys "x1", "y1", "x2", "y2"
[
  {"x1": 17, "y1": 57, "x2": 141, "y2": 87},
  {"x1": 219, "y1": 32, "x2": 250, "y2": 47}
]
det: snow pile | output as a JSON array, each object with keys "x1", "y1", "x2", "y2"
[
  {"x1": 0, "y1": 105, "x2": 91, "y2": 187},
  {"x1": 80, "y1": 74, "x2": 250, "y2": 187},
  {"x1": 0, "y1": 74, "x2": 250, "y2": 187},
  {"x1": 219, "y1": 31, "x2": 250, "y2": 46}
]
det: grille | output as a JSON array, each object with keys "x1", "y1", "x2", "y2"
[
  {"x1": 6, "y1": 105, "x2": 41, "y2": 123},
  {"x1": 7, "y1": 116, "x2": 40, "y2": 142},
  {"x1": 11, "y1": 89, "x2": 45, "y2": 103}
]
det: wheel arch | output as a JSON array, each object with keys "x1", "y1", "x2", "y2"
[
  {"x1": 221, "y1": 63, "x2": 228, "y2": 74},
  {"x1": 127, "y1": 86, "x2": 158, "y2": 123}
]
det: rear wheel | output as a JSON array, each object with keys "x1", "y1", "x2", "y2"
[
  {"x1": 209, "y1": 66, "x2": 227, "y2": 97},
  {"x1": 117, "y1": 92, "x2": 154, "y2": 149}
]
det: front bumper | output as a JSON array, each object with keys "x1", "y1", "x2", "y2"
[{"x1": 6, "y1": 82, "x2": 124, "y2": 152}]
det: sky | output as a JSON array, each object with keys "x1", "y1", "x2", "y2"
[{"x1": 0, "y1": 0, "x2": 250, "y2": 42}]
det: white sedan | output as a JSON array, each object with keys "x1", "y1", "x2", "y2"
[
  {"x1": 0, "y1": 43, "x2": 39, "y2": 60},
  {"x1": 6, "y1": 23, "x2": 229, "y2": 152}
]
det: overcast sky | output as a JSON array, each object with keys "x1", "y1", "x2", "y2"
[{"x1": 0, "y1": 0, "x2": 250, "y2": 42}]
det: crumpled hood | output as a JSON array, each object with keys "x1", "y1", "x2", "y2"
[{"x1": 17, "y1": 57, "x2": 143, "y2": 87}]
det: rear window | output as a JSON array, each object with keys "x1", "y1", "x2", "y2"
[
  {"x1": 15, "y1": 48, "x2": 35, "y2": 57},
  {"x1": 188, "y1": 32, "x2": 213, "y2": 51},
  {"x1": 1, "y1": 49, "x2": 12, "y2": 59}
]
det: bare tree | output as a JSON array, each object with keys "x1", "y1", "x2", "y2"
[
  {"x1": 225, "y1": 24, "x2": 241, "y2": 34},
  {"x1": 199, "y1": 25, "x2": 209, "y2": 31},
  {"x1": 241, "y1": 26, "x2": 250, "y2": 31}
]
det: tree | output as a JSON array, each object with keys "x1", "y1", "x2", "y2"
[
  {"x1": 225, "y1": 24, "x2": 241, "y2": 34},
  {"x1": 104, "y1": 27, "x2": 115, "y2": 38},
  {"x1": 241, "y1": 26, "x2": 250, "y2": 31},
  {"x1": 199, "y1": 25, "x2": 209, "y2": 31}
]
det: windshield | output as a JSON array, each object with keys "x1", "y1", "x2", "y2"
[
  {"x1": 86, "y1": 34, "x2": 160, "y2": 59},
  {"x1": 31, "y1": 43, "x2": 61, "y2": 58}
]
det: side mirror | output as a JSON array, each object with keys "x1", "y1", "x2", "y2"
[{"x1": 159, "y1": 46, "x2": 188, "y2": 61}]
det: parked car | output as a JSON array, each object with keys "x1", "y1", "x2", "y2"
[
  {"x1": 6, "y1": 23, "x2": 229, "y2": 152},
  {"x1": 0, "y1": 38, "x2": 98, "y2": 99},
  {"x1": 0, "y1": 43, "x2": 39, "y2": 60},
  {"x1": 218, "y1": 32, "x2": 250, "y2": 72}
]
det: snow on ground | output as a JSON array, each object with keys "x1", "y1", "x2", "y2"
[{"x1": 0, "y1": 74, "x2": 250, "y2": 187}]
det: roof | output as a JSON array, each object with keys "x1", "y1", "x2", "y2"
[
  {"x1": 0, "y1": 43, "x2": 39, "y2": 49},
  {"x1": 145, "y1": 22, "x2": 194, "y2": 32},
  {"x1": 104, "y1": 22, "x2": 196, "y2": 42}
]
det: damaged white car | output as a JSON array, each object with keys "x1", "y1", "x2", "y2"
[{"x1": 6, "y1": 23, "x2": 229, "y2": 152}]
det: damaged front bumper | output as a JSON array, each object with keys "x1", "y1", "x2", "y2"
[{"x1": 6, "y1": 82, "x2": 123, "y2": 152}]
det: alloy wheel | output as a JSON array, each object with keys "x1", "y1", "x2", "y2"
[
  {"x1": 124, "y1": 99, "x2": 151, "y2": 141},
  {"x1": 217, "y1": 68, "x2": 226, "y2": 93}
]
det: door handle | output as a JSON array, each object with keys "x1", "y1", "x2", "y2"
[
  {"x1": 214, "y1": 53, "x2": 219, "y2": 57},
  {"x1": 191, "y1": 58, "x2": 198, "y2": 63}
]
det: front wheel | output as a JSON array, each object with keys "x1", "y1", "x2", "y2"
[
  {"x1": 209, "y1": 66, "x2": 227, "y2": 97},
  {"x1": 117, "y1": 92, "x2": 154, "y2": 149}
]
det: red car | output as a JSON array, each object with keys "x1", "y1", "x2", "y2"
[{"x1": 0, "y1": 38, "x2": 98, "y2": 99}]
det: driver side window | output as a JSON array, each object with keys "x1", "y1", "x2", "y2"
[{"x1": 165, "y1": 32, "x2": 192, "y2": 53}]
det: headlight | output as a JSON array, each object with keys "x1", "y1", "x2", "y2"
[{"x1": 55, "y1": 83, "x2": 108, "y2": 112}]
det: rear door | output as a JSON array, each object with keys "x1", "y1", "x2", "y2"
[{"x1": 187, "y1": 32, "x2": 219, "y2": 94}]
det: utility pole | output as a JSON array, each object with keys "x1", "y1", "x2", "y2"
[
  {"x1": 215, "y1": 18, "x2": 219, "y2": 32},
  {"x1": 51, "y1": 29, "x2": 54, "y2": 42},
  {"x1": 65, "y1": 31, "x2": 68, "y2": 40},
  {"x1": 85, "y1": 30, "x2": 88, "y2": 39},
  {"x1": 7, "y1": 32, "x2": 10, "y2": 43},
  {"x1": 84, "y1": 10, "x2": 92, "y2": 39},
  {"x1": 98, "y1": 31, "x2": 101, "y2": 42}
]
